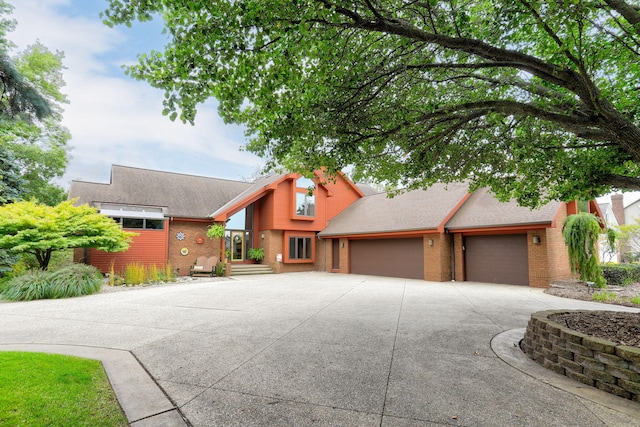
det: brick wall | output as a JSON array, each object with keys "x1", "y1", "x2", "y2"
[
  {"x1": 424, "y1": 233, "x2": 452, "y2": 281},
  {"x1": 453, "y1": 234, "x2": 465, "y2": 281},
  {"x1": 521, "y1": 310, "x2": 640, "y2": 402},
  {"x1": 168, "y1": 220, "x2": 220, "y2": 276}
]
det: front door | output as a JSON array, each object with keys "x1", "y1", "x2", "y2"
[{"x1": 231, "y1": 231, "x2": 244, "y2": 262}]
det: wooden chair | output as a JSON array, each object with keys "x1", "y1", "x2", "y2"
[{"x1": 190, "y1": 256, "x2": 219, "y2": 277}]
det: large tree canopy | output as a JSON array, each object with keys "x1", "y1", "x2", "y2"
[
  {"x1": 0, "y1": 200, "x2": 135, "y2": 270},
  {"x1": 0, "y1": 2, "x2": 70, "y2": 205},
  {"x1": 105, "y1": 0, "x2": 640, "y2": 206}
]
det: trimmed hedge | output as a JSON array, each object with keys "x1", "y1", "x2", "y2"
[
  {"x1": 601, "y1": 263, "x2": 640, "y2": 286},
  {"x1": 1, "y1": 264, "x2": 103, "y2": 301}
]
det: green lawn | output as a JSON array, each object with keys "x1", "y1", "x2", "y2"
[{"x1": 0, "y1": 352, "x2": 128, "y2": 427}]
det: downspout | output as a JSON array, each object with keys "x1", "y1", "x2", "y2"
[{"x1": 449, "y1": 230, "x2": 456, "y2": 282}]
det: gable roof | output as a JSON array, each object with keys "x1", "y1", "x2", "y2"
[
  {"x1": 445, "y1": 188, "x2": 563, "y2": 230},
  {"x1": 319, "y1": 182, "x2": 471, "y2": 237},
  {"x1": 209, "y1": 173, "x2": 286, "y2": 220},
  {"x1": 210, "y1": 170, "x2": 365, "y2": 221},
  {"x1": 69, "y1": 165, "x2": 252, "y2": 219}
]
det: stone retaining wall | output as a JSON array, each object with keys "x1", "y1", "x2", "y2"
[{"x1": 521, "y1": 310, "x2": 640, "y2": 402}]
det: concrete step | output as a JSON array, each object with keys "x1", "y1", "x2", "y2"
[{"x1": 230, "y1": 264, "x2": 274, "y2": 276}]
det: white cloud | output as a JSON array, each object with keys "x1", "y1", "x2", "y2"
[{"x1": 9, "y1": 0, "x2": 263, "y2": 187}]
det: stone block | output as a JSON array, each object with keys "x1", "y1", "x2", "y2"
[
  {"x1": 618, "y1": 379, "x2": 640, "y2": 395},
  {"x1": 566, "y1": 370, "x2": 594, "y2": 387},
  {"x1": 560, "y1": 329, "x2": 584, "y2": 344},
  {"x1": 583, "y1": 368, "x2": 616, "y2": 384},
  {"x1": 543, "y1": 359, "x2": 565, "y2": 376},
  {"x1": 605, "y1": 365, "x2": 640, "y2": 382},
  {"x1": 549, "y1": 334, "x2": 566, "y2": 347},
  {"x1": 615, "y1": 346, "x2": 640, "y2": 364},
  {"x1": 558, "y1": 356, "x2": 582, "y2": 374},
  {"x1": 574, "y1": 354, "x2": 604, "y2": 371},
  {"x1": 542, "y1": 347, "x2": 558, "y2": 362},
  {"x1": 567, "y1": 342, "x2": 594, "y2": 358},
  {"x1": 595, "y1": 381, "x2": 632, "y2": 399},
  {"x1": 595, "y1": 352, "x2": 630, "y2": 369},
  {"x1": 552, "y1": 344, "x2": 573, "y2": 360},
  {"x1": 582, "y1": 336, "x2": 616, "y2": 354}
]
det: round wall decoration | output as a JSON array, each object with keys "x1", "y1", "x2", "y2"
[
  {"x1": 195, "y1": 236, "x2": 205, "y2": 245},
  {"x1": 180, "y1": 247, "x2": 189, "y2": 256},
  {"x1": 176, "y1": 231, "x2": 185, "y2": 241}
]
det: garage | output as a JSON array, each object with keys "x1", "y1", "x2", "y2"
[
  {"x1": 464, "y1": 234, "x2": 529, "y2": 286},
  {"x1": 351, "y1": 238, "x2": 424, "y2": 279}
]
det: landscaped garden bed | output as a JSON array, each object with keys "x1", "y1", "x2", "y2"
[{"x1": 521, "y1": 310, "x2": 640, "y2": 402}]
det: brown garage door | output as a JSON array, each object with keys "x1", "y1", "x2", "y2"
[
  {"x1": 465, "y1": 234, "x2": 529, "y2": 286},
  {"x1": 351, "y1": 238, "x2": 424, "y2": 279}
]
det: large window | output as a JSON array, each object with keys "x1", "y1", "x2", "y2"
[
  {"x1": 294, "y1": 177, "x2": 316, "y2": 218},
  {"x1": 112, "y1": 217, "x2": 165, "y2": 230},
  {"x1": 289, "y1": 237, "x2": 312, "y2": 260}
]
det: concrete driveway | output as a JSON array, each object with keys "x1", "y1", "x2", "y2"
[{"x1": 1, "y1": 272, "x2": 639, "y2": 426}]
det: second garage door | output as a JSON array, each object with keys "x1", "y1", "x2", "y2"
[
  {"x1": 351, "y1": 238, "x2": 424, "y2": 280},
  {"x1": 464, "y1": 234, "x2": 529, "y2": 286}
]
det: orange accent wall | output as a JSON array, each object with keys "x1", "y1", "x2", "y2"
[
  {"x1": 256, "y1": 174, "x2": 360, "y2": 233},
  {"x1": 88, "y1": 227, "x2": 169, "y2": 273}
]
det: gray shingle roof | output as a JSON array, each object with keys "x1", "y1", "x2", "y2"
[
  {"x1": 209, "y1": 173, "x2": 286, "y2": 218},
  {"x1": 69, "y1": 165, "x2": 252, "y2": 218},
  {"x1": 319, "y1": 182, "x2": 471, "y2": 236},
  {"x1": 445, "y1": 188, "x2": 562, "y2": 229}
]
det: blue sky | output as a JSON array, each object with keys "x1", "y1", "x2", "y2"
[{"x1": 9, "y1": 0, "x2": 264, "y2": 187}]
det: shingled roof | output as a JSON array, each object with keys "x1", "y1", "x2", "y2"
[
  {"x1": 319, "y1": 182, "x2": 471, "y2": 237},
  {"x1": 445, "y1": 188, "x2": 563, "y2": 230},
  {"x1": 69, "y1": 165, "x2": 252, "y2": 219}
]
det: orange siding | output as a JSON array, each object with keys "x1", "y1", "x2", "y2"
[
  {"x1": 262, "y1": 174, "x2": 361, "y2": 232},
  {"x1": 89, "y1": 227, "x2": 169, "y2": 273}
]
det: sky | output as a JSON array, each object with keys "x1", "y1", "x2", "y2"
[{"x1": 8, "y1": 0, "x2": 264, "y2": 188}]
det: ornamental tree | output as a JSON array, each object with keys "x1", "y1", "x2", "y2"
[
  {"x1": 0, "y1": 200, "x2": 135, "y2": 270},
  {"x1": 562, "y1": 213, "x2": 609, "y2": 287},
  {"x1": 105, "y1": 0, "x2": 640, "y2": 207}
]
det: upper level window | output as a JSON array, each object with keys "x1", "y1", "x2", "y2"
[
  {"x1": 294, "y1": 177, "x2": 315, "y2": 218},
  {"x1": 100, "y1": 204, "x2": 165, "y2": 230}
]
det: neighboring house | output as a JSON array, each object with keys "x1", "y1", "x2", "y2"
[
  {"x1": 70, "y1": 165, "x2": 597, "y2": 287},
  {"x1": 597, "y1": 201, "x2": 619, "y2": 262}
]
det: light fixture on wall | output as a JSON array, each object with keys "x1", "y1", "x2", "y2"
[
  {"x1": 532, "y1": 235, "x2": 541, "y2": 244},
  {"x1": 428, "y1": 239, "x2": 434, "y2": 246},
  {"x1": 341, "y1": 242, "x2": 345, "y2": 248},
  {"x1": 261, "y1": 233, "x2": 265, "y2": 239}
]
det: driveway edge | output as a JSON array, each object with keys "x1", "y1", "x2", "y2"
[
  {"x1": 491, "y1": 329, "x2": 640, "y2": 419},
  {"x1": 0, "y1": 343, "x2": 187, "y2": 426}
]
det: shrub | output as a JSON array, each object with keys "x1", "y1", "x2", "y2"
[
  {"x1": 124, "y1": 262, "x2": 146, "y2": 285},
  {"x1": 215, "y1": 262, "x2": 226, "y2": 277},
  {"x1": 1, "y1": 264, "x2": 102, "y2": 301},
  {"x1": 601, "y1": 263, "x2": 640, "y2": 286}
]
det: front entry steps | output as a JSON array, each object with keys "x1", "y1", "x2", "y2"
[{"x1": 230, "y1": 264, "x2": 274, "y2": 276}]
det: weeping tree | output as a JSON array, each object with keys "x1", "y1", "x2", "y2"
[{"x1": 562, "y1": 213, "x2": 614, "y2": 288}]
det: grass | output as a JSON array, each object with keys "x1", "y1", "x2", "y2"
[
  {"x1": 0, "y1": 351, "x2": 127, "y2": 426},
  {"x1": 592, "y1": 290, "x2": 640, "y2": 307},
  {"x1": 592, "y1": 291, "x2": 618, "y2": 302}
]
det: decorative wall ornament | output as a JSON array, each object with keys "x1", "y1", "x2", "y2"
[
  {"x1": 180, "y1": 247, "x2": 189, "y2": 256},
  {"x1": 176, "y1": 231, "x2": 185, "y2": 241},
  {"x1": 196, "y1": 236, "x2": 205, "y2": 244}
]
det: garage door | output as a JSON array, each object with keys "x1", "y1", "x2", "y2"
[
  {"x1": 465, "y1": 234, "x2": 529, "y2": 286},
  {"x1": 351, "y1": 238, "x2": 424, "y2": 279}
]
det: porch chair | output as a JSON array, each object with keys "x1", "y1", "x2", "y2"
[{"x1": 190, "y1": 255, "x2": 219, "y2": 277}]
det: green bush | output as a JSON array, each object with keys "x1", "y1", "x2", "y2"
[
  {"x1": 601, "y1": 263, "x2": 640, "y2": 286},
  {"x1": 1, "y1": 264, "x2": 103, "y2": 301}
]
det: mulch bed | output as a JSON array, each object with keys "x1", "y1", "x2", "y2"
[{"x1": 548, "y1": 311, "x2": 640, "y2": 348}]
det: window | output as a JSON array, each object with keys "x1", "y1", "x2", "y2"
[
  {"x1": 112, "y1": 217, "x2": 165, "y2": 230},
  {"x1": 289, "y1": 237, "x2": 312, "y2": 260},
  {"x1": 296, "y1": 192, "x2": 315, "y2": 216},
  {"x1": 294, "y1": 177, "x2": 315, "y2": 218}
]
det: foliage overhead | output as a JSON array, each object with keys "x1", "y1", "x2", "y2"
[
  {"x1": 0, "y1": 200, "x2": 136, "y2": 270},
  {"x1": 104, "y1": 0, "x2": 640, "y2": 207},
  {"x1": 0, "y1": 3, "x2": 70, "y2": 205},
  {"x1": 562, "y1": 212, "x2": 606, "y2": 287}
]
